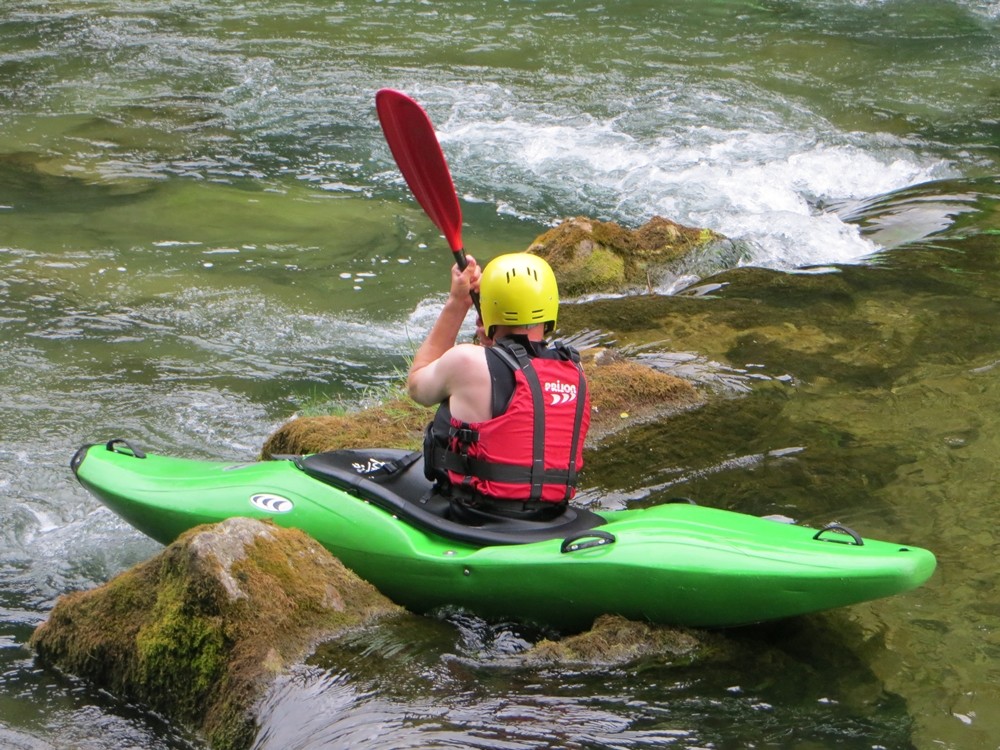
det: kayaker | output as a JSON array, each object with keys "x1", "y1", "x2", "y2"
[{"x1": 408, "y1": 252, "x2": 591, "y2": 523}]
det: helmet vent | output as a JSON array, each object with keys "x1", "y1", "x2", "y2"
[
  {"x1": 505, "y1": 267, "x2": 539, "y2": 283},
  {"x1": 501, "y1": 309, "x2": 545, "y2": 323}
]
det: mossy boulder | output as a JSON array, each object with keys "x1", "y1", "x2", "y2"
[
  {"x1": 528, "y1": 215, "x2": 729, "y2": 296},
  {"x1": 261, "y1": 396, "x2": 431, "y2": 458},
  {"x1": 30, "y1": 517, "x2": 404, "y2": 750}
]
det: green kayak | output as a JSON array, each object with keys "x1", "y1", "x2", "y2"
[{"x1": 71, "y1": 439, "x2": 936, "y2": 631}]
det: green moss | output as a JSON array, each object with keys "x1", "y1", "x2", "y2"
[
  {"x1": 32, "y1": 519, "x2": 402, "y2": 750},
  {"x1": 134, "y1": 580, "x2": 227, "y2": 721},
  {"x1": 261, "y1": 395, "x2": 432, "y2": 458},
  {"x1": 562, "y1": 245, "x2": 627, "y2": 295},
  {"x1": 529, "y1": 215, "x2": 723, "y2": 296}
]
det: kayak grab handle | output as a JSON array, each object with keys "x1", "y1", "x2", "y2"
[
  {"x1": 105, "y1": 438, "x2": 147, "y2": 459},
  {"x1": 666, "y1": 496, "x2": 698, "y2": 505},
  {"x1": 813, "y1": 523, "x2": 863, "y2": 546},
  {"x1": 561, "y1": 529, "x2": 616, "y2": 554}
]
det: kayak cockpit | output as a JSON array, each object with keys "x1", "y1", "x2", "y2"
[{"x1": 294, "y1": 449, "x2": 608, "y2": 547}]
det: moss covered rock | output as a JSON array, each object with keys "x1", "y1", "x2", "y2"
[
  {"x1": 261, "y1": 396, "x2": 431, "y2": 458},
  {"x1": 30, "y1": 517, "x2": 404, "y2": 750},
  {"x1": 524, "y1": 613, "x2": 732, "y2": 667},
  {"x1": 261, "y1": 350, "x2": 700, "y2": 458},
  {"x1": 583, "y1": 348, "x2": 702, "y2": 439},
  {"x1": 528, "y1": 215, "x2": 727, "y2": 296}
]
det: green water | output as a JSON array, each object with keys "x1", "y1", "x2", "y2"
[
  {"x1": 576, "y1": 185, "x2": 1000, "y2": 747},
  {"x1": 2, "y1": 1, "x2": 1000, "y2": 748}
]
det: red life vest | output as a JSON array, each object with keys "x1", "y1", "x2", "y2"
[{"x1": 425, "y1": 338, "x2": 590, "y2": 504}]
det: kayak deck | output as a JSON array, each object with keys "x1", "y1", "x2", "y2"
[{"x1": 295, "y1": 448, "x2": 609, "y2": 546}]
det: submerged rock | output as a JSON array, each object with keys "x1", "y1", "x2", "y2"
[
  {"x1": 524, "y1": 613, "x2": 731, "y2": 666},
  {"x1": 30, "y1": 517, "x2": 404, "y2": 750}
]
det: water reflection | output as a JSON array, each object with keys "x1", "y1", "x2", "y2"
[{"x1": 252, "y1": 612, "x2": 916, "y2": 750}]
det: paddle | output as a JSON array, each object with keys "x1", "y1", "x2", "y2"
[{"x1": 375, "y1": 88, "x2": 481, "y2": 315}]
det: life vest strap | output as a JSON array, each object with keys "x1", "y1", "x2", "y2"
[
  {"x1": 433, "y1": 448, "x2": 576, "y2": 487},
  {"x1": 564, "y1": 361, "x2": 588, "y2": 499}
]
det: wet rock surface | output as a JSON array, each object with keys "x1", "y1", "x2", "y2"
[
  {"x1": 528, "y1": 215, "x2": 744, "y2": 295},
  {"x1": 31, "y1": 517, "x2": 404, "y2": 750}
]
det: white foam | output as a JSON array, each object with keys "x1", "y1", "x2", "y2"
[{"x1": 441, "y1": 99, "x2": 951, "y2": 274}]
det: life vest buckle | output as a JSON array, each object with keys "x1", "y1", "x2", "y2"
[{"x1": 449, "y1": 426, "x2": 480, "y2": 445}]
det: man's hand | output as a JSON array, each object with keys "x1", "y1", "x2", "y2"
[{"x1": 449, "y1": 255, "x2": 480, "y2": 310}]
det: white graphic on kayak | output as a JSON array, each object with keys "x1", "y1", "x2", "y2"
[{"x1": 249, "y1": 493, "x2": 294, "y2": 513}]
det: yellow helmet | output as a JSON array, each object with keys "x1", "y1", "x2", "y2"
[{"x1": 480, "y1": 253, "x2": 559, "y2": 336}]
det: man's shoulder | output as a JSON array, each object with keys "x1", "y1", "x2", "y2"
[{"x1": 442, "y1": 343, "x2": 488, "y2": 369}]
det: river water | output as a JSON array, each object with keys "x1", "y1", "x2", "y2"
[{"x1": 2, "y1": 1, "x2": 999, "y2": 748}]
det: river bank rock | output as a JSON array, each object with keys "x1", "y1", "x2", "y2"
[
  {"x1": 260, "y1": 213, "x2": 723, "y2": 458},
  {"x1": 30, "y1": 517, "x2": 404, "y2": 750},
  {"x1": 260, "y1": 350, "x2": 701, "y2": 458},
  {"x1": 528, "y1": 215, "x2": 732, "y2": 295},
  {"x1": 261, "y1": 394, "x2": 432, "y2": 457}
]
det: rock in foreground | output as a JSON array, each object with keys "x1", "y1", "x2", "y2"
[{"x1": 31, "y1": 517, "x2": 403, "y2": 750}]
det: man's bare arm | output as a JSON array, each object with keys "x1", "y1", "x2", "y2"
[{"x1": 408, "y1": 258, "x2": 479, "y2": 406}]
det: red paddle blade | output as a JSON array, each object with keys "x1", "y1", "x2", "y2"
[{"x1": 376, "y1": 89, "x2": 464, "y2": 256}]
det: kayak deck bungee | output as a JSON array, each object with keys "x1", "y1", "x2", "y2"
[{"x1": 71, "y1": 439, "x2": 936, "y2": 631}]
